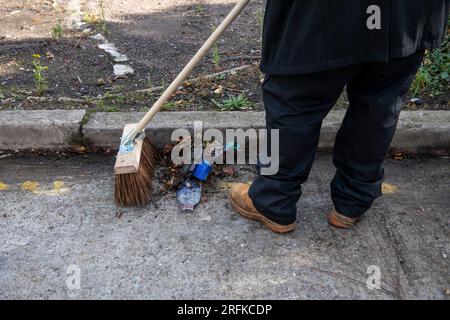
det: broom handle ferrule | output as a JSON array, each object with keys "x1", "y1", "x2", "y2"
[{"x1": 127, "y1": 0, "x2": 250, "y2": 141}]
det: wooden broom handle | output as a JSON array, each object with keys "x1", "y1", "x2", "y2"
[{"x1": 127, "y1": 0, "x2": 251, "y2": 140}]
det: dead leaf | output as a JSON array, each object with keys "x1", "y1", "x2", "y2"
[
  {"x1": 214, "y1": 85, "x2": 223, "y2": 95},
  {"x1": 222, "y1": 166, "x2": 236, "y2": 176},
  {"x1": 74, "y1": 145, "x2": 86, "y2": 154},
  {"x1": 394, "y1": 152, "x2": 404, "y2": 160}
]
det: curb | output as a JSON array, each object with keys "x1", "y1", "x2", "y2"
[
  {"x1": 0, "y1": 110, "x2": 85, "y2": 150},
  {"x1": 0, "y1": 110, "x2": 449, "y2": 153}
]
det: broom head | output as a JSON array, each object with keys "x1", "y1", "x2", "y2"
[{"x1": 114, "y1": 123, "x2": 156, "y2": 206}]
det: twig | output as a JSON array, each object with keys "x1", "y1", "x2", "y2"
[{"x1": 104, "y1": 64, "x2": 252, "y2": 98}]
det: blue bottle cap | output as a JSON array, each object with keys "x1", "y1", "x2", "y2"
[{"x1": 192, "y1": 161, "x2": 213, "y2": 181}]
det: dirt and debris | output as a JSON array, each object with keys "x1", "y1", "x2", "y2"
[{"x1": 1, "y1": 0, "x2": 448, "y2": 113}]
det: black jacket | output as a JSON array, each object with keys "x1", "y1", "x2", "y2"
[{"x1": 261, "y1": 0, "x2": 450, "y2": 74}]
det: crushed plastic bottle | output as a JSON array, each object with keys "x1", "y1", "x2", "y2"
[{"x1": 176, "y1": 180, "x2": 202, "y2": 213}]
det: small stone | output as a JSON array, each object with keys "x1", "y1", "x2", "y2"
[
  {"x1": 92, "y1": 33, "x2": 106, "y2": 41},
  {"x1": 200, "y1": 214, "x2": 211, "y2": 222},
  {"x1": 444, "y1": 288, "x2": 450, "y2": 296},
  {"x1": 113, "y1": 64, "x2": 134, "y2": 77}
]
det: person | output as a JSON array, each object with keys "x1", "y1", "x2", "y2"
[{"x1": 229, "y1": 1, "x2": 449, "y2": 233}]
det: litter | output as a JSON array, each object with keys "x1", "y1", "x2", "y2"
[
  {"x1": 175, "y1": 140, "x2": 238, "y2": 212},
  {"x1": 176, "y1": 180, "x2": 202, "y2": 213}
]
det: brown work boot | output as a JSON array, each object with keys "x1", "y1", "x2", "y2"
[
  {"x1": 328, "y1": 208, "x2": 359, "y2": 229},
  {"x1": 229, "y1": 183, "x2": 297, "y2": 234}
]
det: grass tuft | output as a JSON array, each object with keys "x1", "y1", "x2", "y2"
[{"x1": 212, "y1": 94, "x2": 253, "y2": 111}]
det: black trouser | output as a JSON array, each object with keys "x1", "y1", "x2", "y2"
[{"x1": 249, "y1": 51, "x2": 425, "y2": 225}]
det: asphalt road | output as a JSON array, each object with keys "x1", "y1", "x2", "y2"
[{"x1": 0, "y1": 153, "x2": 449, "y2": 299}]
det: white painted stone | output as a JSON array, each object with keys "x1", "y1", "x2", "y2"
[
  {"x1": 113, "y1": 64, "x2": 134, "y2": 76},
  {"x1": 93, "y1": 33, "x2": 106, "y2": 41},
  {"x1": 98, "y1": 42, "x2": 129, "y2": 62}
]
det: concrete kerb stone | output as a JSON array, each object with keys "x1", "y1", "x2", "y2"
[
  {"x1": 0, "y1": 110, "x2": 86, "y2": 150},
  {"x1": 82, "y1": 110, "x2": 450, "y2": 153},
  {"x1": 0, "y1": 110, "x2": 449, "y2": 153}
]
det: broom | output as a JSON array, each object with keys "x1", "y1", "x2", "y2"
[{"x1": 114, "y1": 0, "x2": 251, "y2": 206}]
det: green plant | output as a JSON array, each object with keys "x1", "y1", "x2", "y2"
[
  {"x1": 411, "y1": 18, "x2": 449, "y2": 97},
  {"x1": 146, "y1": 73, "x2": 153, "y2": 88},
  {"x1": 211, "y1": 26, "x2": 220, "y2": 68},
  {"x1": 195, "y1": 3, "x2": 205, "y2": 15},
  {"x1": 255, "y1": 8, "x2": 265, "y2": 44},
  {"x1": 110, "y1": 85, "x2": 124, "y2": 94},
  {"x1": 95, "y1": 98, "x2": 120, "y2": 112},
  {"x1": 81, "y1": 111, "x2": 92, "y2": 125},
  {"x1": 160, "y1": 79, "x2": 168, "y2": 91},
  {"x1": 212, "y1": 43, "x2": 220, "y2": 68},
  {"x1": 98, "y1": 0, "x2": 107, "y2": 33},
  {"x1": 52, "y1": 21, "x2": 63, "y2": 39},
  {"x1": 212, "y1": 94, "x2": 253, "y2": 110},
  {"x1": 83, "y1": 0, "x2": 107, "y2": 33},
  {"x1": 162, "y1": 101, "x2": 178, "y2": 111},
  {"x1": 32, "y1": 54, "x2": 48, "y2": 96}
]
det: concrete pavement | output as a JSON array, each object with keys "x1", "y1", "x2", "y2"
[{"x1": 0, "y1": 154, "x2": 449, "y2": 299}]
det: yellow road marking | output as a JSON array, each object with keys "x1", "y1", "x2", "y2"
[
  {"x1": 0, "y1": 181, "x2": 10, "y2": 190},
  {"x1": 382, "y1": 183, "x2": 398, "y2": 194},
  {"x1": 21, "y1": 181, "x2": 40, "y2": 192},
  {"x1": 33, "y1": 181, "x2": 70, "y2": 196},
  {"x1": 21, "y1": 180, "x2": 70, "y2": 195}
]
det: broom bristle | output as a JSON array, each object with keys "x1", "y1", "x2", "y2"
[{"x1": 115, "y1": 137, "x2": 156, "y2": 206}]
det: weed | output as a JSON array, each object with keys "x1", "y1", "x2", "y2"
[
  {"x1": 213, "y1": 43, "x2": 220, "y2": 69},
  {"x1": 98, "y1": 0, "x2": 107, "y2": 33},
  {"x1": 162, "y1": 101, "x2": 178, "y2": 111},
  {"x1": 160, "y1": 79, "x2": 168, "y2": 91},
  {"x1": 195, "y1": 3, "x2": 205, "y2": 15},
  {"x1": 95, "y1": 98, "x2": 120, "y2": 112},
  {"x1": 212, "y1": 26, "x2": 220, "y2": 68},
  {"x1": 212, "y1": 94, "x2": 253, "y2": 110},
  {"x1": 146, "y1": 74, "x2": 153, "y2": 88},
  {"x1": 81, "y1": 111, "x2": 91, "y2": 125},
  {"x1": 52, "y1": 21, "x2": 63, "y2": 39},
  {"x1": 110, "y1": 85, "x2": 124, "y2": 94},
  {"x1": 215, "y1": 74, "x2": 226, "y2": 81},
  {"x1": 411, "y1": 18, "x2": 449, "y2": 97},
  {"x1": 255, "y1": 8, "x2": 265, "y2": 44},
  {"x1": 32, "y1": 54, "x2": 48, "y2": 96},
  {"x1": 115, "y1": 95, "x2": 127, "y2": 103},
  {"x1": 83, "y1": 0, "x2": 107, "y2": 34},
  {"x1": 410, "y1": 67, "x2": 431, "y2": 96}
]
